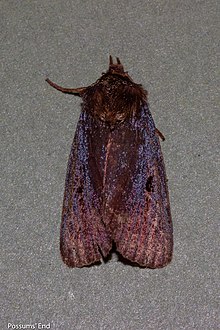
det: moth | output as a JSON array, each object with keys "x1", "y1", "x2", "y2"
[{"x1": 46, "y1": 56, "x2": 173, "y2": 268}]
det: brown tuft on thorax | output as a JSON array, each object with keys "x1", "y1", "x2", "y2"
[{"x1": 82, "y1": 73, "x2": 147, "y2": 125}]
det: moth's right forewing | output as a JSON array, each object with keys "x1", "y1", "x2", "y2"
[{"x1": 103, "y1": 104, "x2": 173, "y2": 268}]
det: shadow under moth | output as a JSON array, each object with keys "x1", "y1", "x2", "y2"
[{"x1": 46, "y1": 56, "x2": 173, "y2": 268}]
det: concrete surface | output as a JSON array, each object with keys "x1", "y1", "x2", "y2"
[{"x1": 1, "y1": 1, "x2": 219, "y2": 329}]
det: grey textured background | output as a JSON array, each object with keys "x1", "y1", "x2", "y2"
[{"x1": 1, "y1": 1, "x2": 219, "y2": 329}]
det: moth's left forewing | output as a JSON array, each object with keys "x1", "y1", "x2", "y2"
[{"x1": 60, "y1": 112, "x2": 112, "y2": 267}]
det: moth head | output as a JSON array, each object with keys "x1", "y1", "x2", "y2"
[{"x1": 106, "y1": 55, "x2": 134, "y2": 82}]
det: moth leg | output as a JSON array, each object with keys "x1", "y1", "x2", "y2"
[{"x1": 156, "y1": 128, "x2": 165, "y2": 141}]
